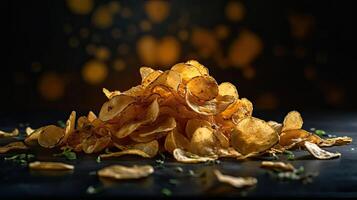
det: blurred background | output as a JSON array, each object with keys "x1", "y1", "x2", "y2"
[{"x1": 3, "y1": 0, "x2": 355, "y2": 114}]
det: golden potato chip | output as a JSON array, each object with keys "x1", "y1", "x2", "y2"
[
  {"x1": 231, "y1": 117, "x2": 279, "y2": 155},
  {"x1": 164, "y1": 128, "x2": 190, "y2": 153},
  {"x1": 213, "y1": 170, "x2": 257, "y2": 188},
  {"x1": 186, "y1": 90, "x2": 235, "y2": 115},
  {"x1": 139, "y1": 66, "x2": 155, "y2": 81},
  {"x1": 97, "y1": 165, "x2": 154, "y2": 180},
  {"x1": 82, "y1": 136, "x2": 111, "y2": 154},
  {"x1": 24, "y1": 128, "x2": 43, "y2": 146},
  {"x1": 99, "y1": 94, "x2": 136, "y2": 121},
  {"x1": 267, "y1": 121, "x2": 282, "y2": 135},
  {"x1": 185, "y1": 60, "x2": 209, "y2": 75},
  {"x1": 261, "y1": 161, "x2": 295, "y2": 171},
  {"x1": 146, "y1": 70, "x2": 181, "y2": 92},
  {"x1": 130, "y1": 117, "x2": 176, "y2": 142},
  {"x1": 173, "y1": 148, "x2": 217, "y2": 163},
  {"x1": 100, "y1": 149, "x2": 152, "y2": 158},
  {"x1": 122, "y1": 85, "x2": 145, "y2": 97},
  {"x1": 186, "y1": 75, "x2": 218, "y2": 101},
  {"x1": 102, "y1": 140, "x2": 158, "y2": 158},
  {"x1": 38, "y1": 125, "x2": 65, "y2": 148},
  {"x1": 29, "y1": 161, "x2": 74, "y2": 170},
  {"x1": 114, "y1": 98, "x2": 159, "y2": 139},
  {"x1": 87, "y1": 111, "x2": 97, "y2": 122},
  {"x1": 25, "y1": 127, "x2": 35, "y2": 136},
  {"x1": 60, "y1": 111, "x2": 76, "y2": 145},
  {"x1": 218, "y1": 82, "x2": 239, "y2": 99},
  {"x1": 190, "y1": 127, "x2": 218, "y2": 156},
  {"x1": 304, "y1": 141, "x2": 341, "y2": 159},
  {"x1": 279, "y1": 129, "x2": 310, "y2": 147},
  {"x1": 171, "y1": 62, "x2": 201, "y2": 83},
  {"x1": 216, "y1": 147, "x2": 242, "y2": 158},
  {"x1": 319, "y1": 136, "x2": 353, "y2": 147},
  {"x1": 102, "y1": 88, "x2": 121, "y2": 99},
  {"x1": 185, "y1": 119, "x2": 212, "y2": 139},
  {"x1": 231, "y1": 98, "x2": 253, "y2": 122},
  {"x1": 0, "y1": 128, "x2": 19, "y2": 138},
  {"x1": 282, "y1": 111, "x2": 303, "y2": 132},
  {"x1": 0, "y1": 141, "x2": 28, "y2": 153},
  {"x1": 141, "y1": 70, "x2": 162, "y2": 87}
]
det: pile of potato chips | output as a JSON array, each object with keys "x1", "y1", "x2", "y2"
[{"x1": 1, "y1": 60, "x2": 353, "y2": 162}]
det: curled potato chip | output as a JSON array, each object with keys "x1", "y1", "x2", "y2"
[
  {"x1": 141, "y1": 70, "x2": 162, "y2": 87},
  {"x1": 282, "y1": 111, "x2": 303, "y2": 132},
  {"x1": 261, "y1": 161, "x2": 295, "y2": 171},
  {"x1": 97, "y1": 165, "x2": 154, "y2": 180},
  {"x1": 0, "y1": 128, "x2": 19, "y2": 138},
  {"x1": 114, "y1": 98, "x2": 159, "y2": 139},
  {"x1": 26, "y1": 127, "x2": 35, "y2": 136},
  {"x1": 186, "y1": 75, "x2": 218, "y2": 101},
  {"x1": 186, "y1": 90, "x2": 235, "y2": 115},
  {"x1": 190, "y1": 127, "x2": 218, "y2": 156},
  {"x1": 29, "y1": 161, "x2": 74, "y2": 170},
  {"x1": 185, "y1": 119, "x2": 212, "y2": 139},
  {"x1": 100, "y1": 149, "x2": 152, "y2": 158},
  {"x1": 231, "y1": 117, "x2": 279, "y2": 155},
  {"x1": 103, "y1": 88, "x2": 121, "y2": 99},
  {"x1": 140, "y1": 66, "x2": 155, "y2": 81},
  {"x1": 304, "y1": 141, "x2": 341, "y2": 159},
  {"x1": 171, "y1": 62, "x2": 201, "y2": 83},
  {"x1": 218, "y1": 82, "x2": 239, "y2": 99},
  {"x1": 102, "y1": 140, "x2": 159, "y2": 158},
  {"x1": 173, "y1": 148, "x2": 217, "y2": 163},
  {"x1": 82, "y1": 136, "x2": 111, "y2": 154},
  {"x1": 231, "y1": 98, "x2": 253, "y2": 122},
  {"x1": 122, "y1": 85, "x2": 145, "y2": 97},
  {"x1": 164, "y1": 128, "x2": 190, "y2": 153},
  {"x1": 146, "y1": 70, "x2": 181, "y2": 92},
  {"x1": 216, "y1": 147, "x2": 242, "y2": 158},
  {"x1": 99, "y1": 95, "x2": 136, "y2": 121},
  {"x1": 185, "y1": 60, "x2": 209, "y2": 75},
  {"x1": 38, "y1": 125, "x2": 65, "y2": 148},
  {"x1": 267, "y1": 121, "x2": 282, "y2": 135},
  {"x1": 279, "y1": 129, "x2": 310, "y2": 147},
  {"x1": 130, "y1": 117, "x2": 176, "y2": 142},
  {"x1": 60, "y1": 111, "x2": 76, "y2": 145},
  {"x1": 319, "y1": 136, "x2": 353, "y2": 147},
  {"x1": 0, "y1": 141, "x2": 28, "y2": 153},
  {"x1": 213, "y1": 170, "x2": 257, "y2": 188},
  {"x1": 87, "y1": 111, "x2": 97, "y2": 122},
  {"x1": 24, "y1": 128, "x2": 43, "y2": 146}
]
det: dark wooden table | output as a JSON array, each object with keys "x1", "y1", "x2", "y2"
[{"x1": 1, "y1": 111, "x2": 356, "y2": 199}]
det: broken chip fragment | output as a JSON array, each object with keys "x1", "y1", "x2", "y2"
[{"x1": 213, "y1": 170, "x2": 257, "y2": 188}]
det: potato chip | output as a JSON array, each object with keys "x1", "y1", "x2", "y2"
[
  {"x1": 319, "y1": 136, "x2": 352, "y2": 147},
  {"x1": 100, "y1": 149, "x2": 152, "y2": 158},
  {"x1": 122, "y1": 85, "x2": 145, "y2": 97},
  {"x1": 186, "y1": 75, "x2": 218, "y2": 101},
  {"x1": 231, "y1": 117, "x2": 279, "y2": 155},
  {"x1": 29, "y1": 161, "x2": 74, "y2": 170},
  {"x1": 171, "y1": 62, "x2": 201, "y2": 83},
  {"x1": 261, "y1": 161, "x2": 295, "y2": 171},
  {"x1": 213, "y1": 170, "x2": 257, "y2": 188},
  {"x1": 185, "y1": 60, "x2": 209, "y2": 75},
  {"x1": 87, "y1": 111, "x2": 97, "y2": 122},
  {"x1": 279, "y1": 129, "x2": 310, "y2": 147},
  {"x1": 173, "y1": 148, "x2": 217, "y2": 163},
  {"x1": 0, "y1": 141, "x2": 28, "y2": 153},
  {"x1": 99, "y1": 94, "x2": 136, "y2": 121},
  {"x1": 141, "y1": 70, "x2": 162, "y2": 87},
  {"x1": 164, "y1": 128, "x2": 190, "y2": 153},
  {"x1": 24, "y1": 128, "x2": 43, "y2": 146},
  {"x1": 218, "y1": 82, "x2": 239, "y2": 99},
  {"x1": 25, "y1": 127, "x2": 35, "y2": 136},
  {"x1": 60, "y1": 111, "x2": 76, "y2": 145},
  {"x1": 282, "y1": 111, "x2": 303, "y2": 132},
  {"x1": 186, "y1": 90, "x2": 235, "y2": 115},
  {"x1": 102, "y1": 88, "x2": 121, "y2": 99},
  {"x1": 190, "y1": 126, "x2": 218, "y2": 156},
  {"x1": 130, "y1": 117, "x2": 176, "y2": 142},
  {"x1": 114, "y1": 98, "x2": 159, "y2": 139},
  {"x1": 304, "y1": 141, "x2": 341, "y2": 159},
  {"x1": 0, "y1": 128, "x2": 19, "y2": 138},
  {"x1": 38, "y1": 125, "x2": 65, "y2": 148},
  {"x1": 216, "y1": 147, "x2": 242, "y2": 158},
  {"x1": 231, "y1": 98, "x2": 253, "y2": 122},
  {"x1": 185, "y1": 119, "x2": 212, "y2": 139},
  {"x1": 140, "y1": 66, "x2": 155, "y2": 81},
  {"x1": 82, "y1": 136, "x2": 111, "y2": 154},
  {"x1": 146, "y1": 70, "x2": 181, "y2": 92},
  {"x1": 97, "y1": 165, "x2": 154, "y2": 180}
]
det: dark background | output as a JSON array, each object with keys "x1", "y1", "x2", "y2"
[{"x1": 3, "y1": 0, "x2": 355, "y2": 114}]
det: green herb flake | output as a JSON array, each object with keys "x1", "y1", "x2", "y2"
[
  {"x1": 4, "y1": 153, "x2": 35, "y2": 165},
  {"x1": 283, "y1": 150, "x2": 295, "y2": 160},
  {"x1": 169, "y1": 179, "x2": 179, "y2": 185},
  {"x1": 86, "y1": 185, "x2": 102, "y2": 194},
  {"x1": 53, "y1": 148, "x2": 77, "y2": 160},
  {"x1": 96, "y1": 156, "x2": 101, "y2": 163},
  {"x1": 174, "y1": 166, "x2": 183, "y2": 173},
  {"x1": 161, "y1": 188, "x2": 172, "y2": 196},
  {"x1": 315, "y1": 129, "x2": 326, "y2": 136},
  {"x1": 57, "y1": 120, "x2": 66, "y2": 128}
]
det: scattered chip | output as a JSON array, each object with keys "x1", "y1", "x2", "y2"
[
  {"x1": 282, "y1": 111, "x2": 303, "y2": 132},
  {"x1": 173, "y1": 148, "x2": 217, "y2": 163},
  {"x1": 304, "y1": 141, "x2": 341, "y2": 159},
  {"x1": 25, "y1": 127, "x2": 35, "y2": 136},
  {"x1": 0, "y1": 128, "x2": 19, "y2": 138},
  {"x1": 29, "y1": 161, "x2": 74, "y2": 170},
  {"x1": 261, "y1": 161, "x2": 295, "y2": 171},
  {"x1": 319, "y1": 136, "x2": 352, "y2": 147},
  {"x1": 213, "y1": 170, "x2": 257, "y2": 188},
  {"x1": 97, "y1": 165, "x2": 154, "y2": 180},
  {"x1": 0, "y1": 141, "x2": 28, "y2": 153}
]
